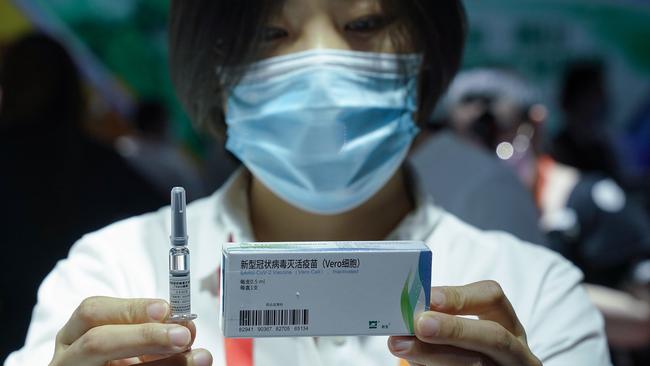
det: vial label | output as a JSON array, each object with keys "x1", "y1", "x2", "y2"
[{"x1": 170, "y1": 274, "x2": 191, "y2": 314}]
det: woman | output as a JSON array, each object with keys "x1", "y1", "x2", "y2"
[{"x1": 6, "y1": 1, "x2": 609, "y2": 365}]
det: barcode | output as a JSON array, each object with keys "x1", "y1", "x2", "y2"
[{"x1": 239, "y1": 309, "x2": 309, "y2": 326}]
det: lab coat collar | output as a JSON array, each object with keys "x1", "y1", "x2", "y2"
[{"x1": 212, "y1": 166, "x2": 443, "y2": 243}]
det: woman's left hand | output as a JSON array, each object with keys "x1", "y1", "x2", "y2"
[{"x1": 388, "y1": 281, "x2": 542, "y2": 366}]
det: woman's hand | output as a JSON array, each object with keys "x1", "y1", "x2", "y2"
[
  {"x1": 388, "y1": 281, "x2": 542, "y2": 366},
  {"x1": 49, "y1": 296, "x2": 213, "y2": 366}
]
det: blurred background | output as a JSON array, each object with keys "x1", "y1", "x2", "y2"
[{"x1": 1, "y1": 0, "x2": 649, "y2": 364}]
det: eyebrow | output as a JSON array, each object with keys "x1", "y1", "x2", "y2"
[
  {"x1": 331, "y1": 0, "x2": 382, "y2": 11},
  {"x1": 333, "y1": 0, "x2": 378, "y2": 3}
]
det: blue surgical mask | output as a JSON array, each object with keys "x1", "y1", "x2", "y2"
[{"x1": 225, "y1": 49, "x2": 421, "y2": 215}]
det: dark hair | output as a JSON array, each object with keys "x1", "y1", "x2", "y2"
[
  {"x1": 561, "y1": 60, "x2": 605, "y2": 110},
  {"x1": 169, "y1": 0, "x2": 467, "y2": 141}
]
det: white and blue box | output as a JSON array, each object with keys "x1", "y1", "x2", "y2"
[{"x1": 220, "y1": 241, "x2": 432, "y2": 337}]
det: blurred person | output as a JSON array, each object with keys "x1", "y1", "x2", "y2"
[
  {"x1": 0, "y1": 33, "x2": 166, "y2": 361},
  {"x1": 621, "y1": 94, "x2": 650, "y2": 217},
  {"x1": 446, "y1": 68, "x2": 650, "y2": 360},
  {"x1": 551, "y1": 60, "x2": 622, "y2": 182},
  {"x1": 115, "y1": 100, "x2": 206, "y2": 201},
  {"x1": 6, "y1": 2, "x2": 610, "y2": 366},
  {"x1": 409, "y1": 127, "x2": 546, "y2": 245},
  {"x1": 622, "y1": 94, "x2": 650, "y2": 178}
]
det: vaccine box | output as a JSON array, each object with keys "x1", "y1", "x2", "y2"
[{"x1": 220, "y1": 241, "x2": 431, "y2": 338}]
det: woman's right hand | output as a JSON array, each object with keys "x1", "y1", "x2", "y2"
[{"x1": 49, "y1": 296, "x2": 213, "y2": 366}]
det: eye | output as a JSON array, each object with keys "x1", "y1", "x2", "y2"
[
  {"x1": 344, "y1": 14, "x2": 394, "y2": 34},
  {"x1": 261, "y1": 26, "x2": 289, "y2": 42}
]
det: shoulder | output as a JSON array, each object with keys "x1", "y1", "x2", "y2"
[
  {"x1": 62, "y1": 192, "x2": 224, "y2": 294},
  {"x1": 73, "y1": 206, "x2": 166, "y2": 262},
  {"x1": 77, "y1": 191, "x2": 219, "y2": 254},
  {"x1": 428, "y1": 212, "x2": 609, "y2": 364},
  {"x1": 429, "y1": 212, "x2": 585, "y2": 307},
  {"x1": 429, "y1": 211, "x2": 562, "y2": 273},
  {"x1": 427, "y1": 211, "x2": 584, "y2": 328}
]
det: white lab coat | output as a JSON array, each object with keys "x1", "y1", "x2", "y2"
[{"x1": 6, "y1": 169, "x2": 611, "y2": 365}]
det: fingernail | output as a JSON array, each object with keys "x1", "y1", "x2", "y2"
[
  {"x1": 417, "y1": 316, "x2": 440, "y2": 337},
  {"x1": 168, "y1": 326, "x2": 191, "y2": 347},
  {"x1": 431, "y1": 290, "x2": 445, "y2": 308},
  {"x1": 147, "y1": 301, "x2": 168, "y2": 321},
  {"x1": 193, "y1": 349, "x2": 213, "y2": 366},
  {"x1": 389, "y1": 338, "x2": 414, "y2": 354}
]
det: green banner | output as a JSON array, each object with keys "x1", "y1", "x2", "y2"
[{"x1": 464, "y1": 0, "x2": 650, "y2": 131}]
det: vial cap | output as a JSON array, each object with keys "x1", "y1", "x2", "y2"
[{"x1": 170, "y1": 187, "x2": 188, "y2": 246}]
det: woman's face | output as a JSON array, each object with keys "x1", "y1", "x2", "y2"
[{"x1": 259, "y1": 0, "x2": 408, "y2": 59}]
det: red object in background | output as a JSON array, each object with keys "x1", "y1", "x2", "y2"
[{"x1": 223, "y1": 233, "x2": 253, "y2": 366}]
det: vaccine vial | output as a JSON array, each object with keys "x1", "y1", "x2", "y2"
[
  {"x1": 169, "y1": 246, "x2": 195, "y2": 320},
  {"x1": 169, "y1": 187, "x2": 197, "y2": 322}
]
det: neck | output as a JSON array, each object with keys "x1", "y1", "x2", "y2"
[{"x1": 249, "y1": 167, "x2": 414, "y2": 242}]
